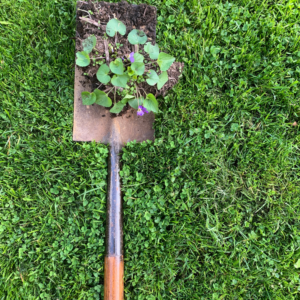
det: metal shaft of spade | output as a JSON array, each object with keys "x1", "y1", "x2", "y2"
[{"x1": 104, "y1": 126, "x2": 124, "y2": 300}]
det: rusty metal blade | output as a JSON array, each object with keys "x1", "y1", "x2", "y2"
[
  {"x1": 73, "y1": 66, "x2": 155, "y2": 145},
  {"x1": 73, "y1": 2, "x2": 156, "y2": 145}
]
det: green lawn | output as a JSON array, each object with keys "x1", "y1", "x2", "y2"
[{"x1": 1, "y1": 0, "x2": 300, "y2": 299}]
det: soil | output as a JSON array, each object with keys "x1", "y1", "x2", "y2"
[{"x1": 75, "y1": 0, "x2": 183, "y2": 115}]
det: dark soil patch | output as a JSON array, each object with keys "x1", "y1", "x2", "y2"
[{"x1": 75, "y1": 0, "x2": 183, "y2": 115}]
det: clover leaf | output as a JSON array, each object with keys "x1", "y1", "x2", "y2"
[
  {"x1": 294, "y1": 259, "x2": 300, "y2": 269},
  {"x1": 146, "y1": 70, "x2": 159, "y2": 86},
  {"x1": 82, "y1": 35, "x2": 97, "y2": 54},
  {"x1": 81, "y1": 91, "x2": 96, "y2": 105},
  {"x1": 157, "y1": 52, "x2": 175, "y2": 71},
  {"x1": 96, "y1": 64, "x2": 111, "y2": 84},
  {"x1": 144, "y1": 42, "x2": 159, "y2": 59},
  {"x1": 106, "y1": 19, "x2": 126, "y2": 37},
  {"x1": 128, "y1": 29, "x2": 147, "y2": 45},
  {"x1": 111, "y1": 74, "x2": 129, "y2": 88},
  {"x1": 143, "y1": 93, "x2": 158, "y2": 113},
  {"x1": 110, "y1": 58, "x2": 124, "y2": 75},
  {"x1": 94, "y1": 89, "x2": 112, "y2": 107},
  {"x1": 157, "y1": 71, "x2": 168, "y2": 90},
  {"x1": 230, "y1": 123, "x2": 239, "y2": 131},
  {"x1": 131, "y1": 62, "x2": 145, "y2": 76},
  {"x1": 210, "y1": 45, "x2": 221, "y2": 56},
  {"x1": 76, "y1": 51, "x2": 90, "y2": 67},
  {"x1": 128, "y1": 97, "x2": 144, "y2": 109}
]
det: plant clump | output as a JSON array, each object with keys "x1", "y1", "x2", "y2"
[{"x1": 75, "y1": 18, "x2": 176, "y2": 115}]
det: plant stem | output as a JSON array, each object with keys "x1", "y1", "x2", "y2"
[
  {"x1": 104, "y1": 87, "x2": 115, "y2": 95},
  {"x1": 136, "y1": 86, "x2": 144, "y2": 106},
  {"x1": 139, "y1": 87, "x2": 148, "y2": 97},
  {"x1": 96, "y1": 83, "x2": 104, "y2": 89},
  {"x1": 77, "y1": 9, "x2": 91, "y2": 18},
  {"x1": 114, "y1": 86, "x2": 117, "y2": 105},
  {"x1": 103, "y1": 39, "x2": 110, "y2": 65},
  {"x1": 135, "y1": 85, "x2": 140, "y2": 106},
  {"x1": 144, "y1": 62, "x2": 157, "y2": 66}
]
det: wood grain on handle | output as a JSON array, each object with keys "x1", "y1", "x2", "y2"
[{"x1": 104, "y1": 139, "x2": 124, "y2": 300}]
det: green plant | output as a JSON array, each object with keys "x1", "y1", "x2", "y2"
[{"x1": 75, "y1": 19, "x2": 176, "y2": 115}]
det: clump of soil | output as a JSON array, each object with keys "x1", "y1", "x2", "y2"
[{"x1": 75, "y1": 0, "x2": 183, "y2": 114}]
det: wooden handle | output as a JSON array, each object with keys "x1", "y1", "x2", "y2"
[
  {"x1": 104, "y1": 141, "x2": 124, "y2": 300},
  {"x1": 104, "y1": 256, "x2": 124, "y2": 299}
]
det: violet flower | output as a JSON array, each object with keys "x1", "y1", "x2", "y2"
[
  {"x1": 137, "y1": 105, "x2": 149, "y2": 116},
  {"x1": 129, "y1": 52, "x2": 134, "y2": 63}
]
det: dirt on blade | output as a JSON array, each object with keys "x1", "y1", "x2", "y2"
[{"x1": 75, "y1": 0, "x2": 183, "y2": 116}]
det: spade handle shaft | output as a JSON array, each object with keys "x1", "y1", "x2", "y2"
[{"x1": 104, "y1": 142, "x2": 124, "y2": 300}]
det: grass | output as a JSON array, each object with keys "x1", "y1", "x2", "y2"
[{"x1": 1, "y1": 0, "x2": 300, "y2": 299}]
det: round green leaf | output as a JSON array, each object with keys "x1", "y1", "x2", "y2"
[
  {"x1": 157, "y1": 52, "x2": 175, "y2": 71},
  {"x1": 144, "y1": 42, "x2": 151, "y2": 53},
  {"x1": 157, "y1": 71, "x2": 168, "y2": 90},
  {"x1": 146, "y1": 70, "x2": 159, "y2": 86},
  {"x1": 131, "y1": 62, "x2": 145, "y2": 76},
  {"x1": 110, "y1": 101, "x2": 126, "y2": 114},
  {"x1": 110, "y1": 58, "x2": 124, "y2": 75},
  {"x1": 94, "y1": 89, "x2": 112, "y2": 107},
  {"x1": 143, "y1": 93, "x2": 158, "y2": 113},
  {"x1": 121, "y1": 94, "x2": 135, "y2": 104},
  {"x1": 128, "y1": 29, "x2": 147, "y2": 45},
  {"x1": 106, "y1": 19, "x2": 126, "y2": 37},
  {"x1": 76, "y1": 51, "x2": 90, "y2": 67},
  {"x1": 81, "y1": 91, "x2": 96, "y2": 105},
  {"x1": 128, "y1": 97, "x2": 144, "y2": 109},
  {"x1": 96, "y1": 64, "x2": 111, "y2": 84},
  {"x1": 111, "y1": 74, "x2": 129, "y2": 88},
  {"x1": 133, "y1": 52, "x2": 144, "y2": 63},
  {"x1": 210, "y1": 46, "x2": 221, "y2": 56},
  {"x1": 82, "y1": 35, "x2": 96, "y2": 54},
  {"x1": 144, "y1": 42, "x2": 159, "y2": 59},
  {"x1": 144, "y1": 211, "x2": 151, "y2": 220}
]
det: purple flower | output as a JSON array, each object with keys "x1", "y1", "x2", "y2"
[
  {"x1": 122, "y1": 57, "x2": 124, "y2": 61},
  {"x1": 137, "y1": 105, "x2": 149, "y2": 116},
  {"x1": 129, "y1": 52, "x2": 134, "y2": 63}
]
